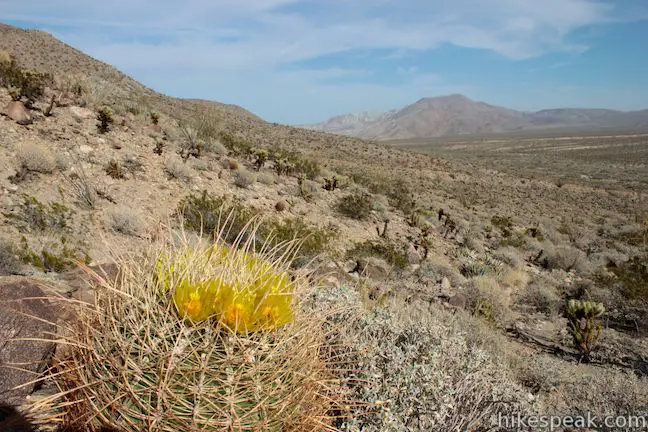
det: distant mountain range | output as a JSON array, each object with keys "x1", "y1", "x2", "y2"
[{"x1": 299, "y1": 94, "x2": 648, "y2": 140}]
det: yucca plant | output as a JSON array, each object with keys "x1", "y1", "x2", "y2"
[
  {"x1": 25, "y1": 224, "x2": 348, "y2": 431},
  {"x1": 565, "y1": 299, "x2": 605, "y2": 363}
]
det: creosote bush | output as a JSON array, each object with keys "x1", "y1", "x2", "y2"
[
  {"x1": 177, "y1": 191, "x2": 259, "y2": 243},
  {"x1": 17, "y1": 236, "x2": 90, "y2": 273},
  {"x1": 264, "y1": 217, "x2": 338, "y2": 259},
  {"x1": 347, "y1": 238, "x2": 408, "y2": 270},
  {"x1": 3, "y1": 195, "x2": 73, "y2": 233},
  {"x1": 336, "y1": 191, "x2": 374, "y2": 220},
  {"x1": 28, "y1": 230, "x2": 346, "y2": 431}
]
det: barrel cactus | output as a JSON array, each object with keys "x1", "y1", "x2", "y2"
[{"x1": 29, "y1": 230, "x2": 345, "y2": 431}]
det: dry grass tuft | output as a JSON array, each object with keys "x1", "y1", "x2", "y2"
[
  {"x1": 17, "y1": 142, "x2": 56, "y2": 173},
  {"x1": 106, "y1": 206, "x2": 144, "y2": 236}
]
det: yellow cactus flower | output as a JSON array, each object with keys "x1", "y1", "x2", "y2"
[{"x1": 155, "y1": 241, "x2": 297, "y2": 332}]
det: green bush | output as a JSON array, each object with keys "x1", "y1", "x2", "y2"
[
  {"x1": 177, "y1": 191, "x2": 259, "y2": 242},
  {"x1": 262, "y1": 217, "x2": 338, "y2": 259},
  {"x1": 336, "y1": 191, "x2": 374, "y2": 220},
  {"x1": 610, "y1": 254, "x2": 648, "y2": 301},
  {"x1": 0, "y1": 57, "x2": 52, "y2": 104},
  {"x1": 347, "y1": 238, "x2": 408, "y2": 269},
  {"x1": 491, "y1": 215, "x2": 513, "y2": 237},
  {"x1": 18, "y1": 236, "x2": 90, "y2": 273},
  {"x1": 3, "y1": 195, "x2": 73, "y2": 233}
]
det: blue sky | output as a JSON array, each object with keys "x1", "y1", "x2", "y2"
[{"x1": 2, "y1": 0, "x2": 648, "y2": 124}]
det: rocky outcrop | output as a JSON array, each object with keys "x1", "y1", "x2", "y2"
[{"x1": 0, "y1": 278, "x2": 58, "y2": 406}]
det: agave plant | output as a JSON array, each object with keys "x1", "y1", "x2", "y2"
[{"x1": 565, "y1": 299, "x2": 605, "y2": 363}]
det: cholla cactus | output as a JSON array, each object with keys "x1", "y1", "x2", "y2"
[
  {"x1": 565, "y1": 299, "x2": 605, "y2": 362},
  {"x1": 96, "y1": 106, "x2": 114, "y2": 133},
  {"x1": 7, "y1": 85, "x2": 21, "y2": 101},
  {"x1": 252, "y1": 148, "x2": 268, "y2": 170},
  {"x1": 274, "y1": 158, "x2": 294, "y2": 176}
]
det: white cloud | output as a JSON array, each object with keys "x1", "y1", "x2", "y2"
[{"x1": 3, "y1": 0, "x2": 646, "y2": 122}]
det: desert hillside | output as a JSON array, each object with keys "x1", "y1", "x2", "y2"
[
  {"x1": 1, "y1": 23, "x2": 647, "y2": 432},
  {"x1": 302, "y1": 93, "x2": 648, "y2": 140}
]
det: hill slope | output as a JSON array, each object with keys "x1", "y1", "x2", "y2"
[{"x1": 301, "y1": 94, "x2": 648, "y2": 140}]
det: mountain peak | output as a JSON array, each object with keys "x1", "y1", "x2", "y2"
[{"x1": 299, "y1": 95, "x2": 648, "y2": 140}]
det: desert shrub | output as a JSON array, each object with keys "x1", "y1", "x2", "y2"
[
  {"x1": 29, "y1": 234, "x2": 345, "y2": 431},
  {"x1": 416, "y1": 255, "x2": 464, "y2": 286},
  {"x1": 0, "y1": 238, "x2": 21, "y2": 275},
  {"x1": 542, "y1": 362, "x2": 648, "y2": 420},
  {"x1": 64, "y1": 171, "x2": 98, "y2": 209},
  {"x1": 256, "y1": 171, "x2": 275, "y2": 185},
  {"x1": 105, "y1": 159, "x2": 125, "y2": 179},
  {"x1": 3, "y1": 195, "x2": 73, "y2": 233},
  {"x1": 219, "y1": 132, "x2": 252, "y2": 156},
  {"x1": 177, "y1": 191, "x2": 259, "y2": 242},
  {"x1": 336, "y1": 191, "x2": 374, "y2": 220},
  {"x1": 493, "y1": 246, "x2": 523, "y2": 268},
  {"x1": 96, "y1": 107, "x2": 114, "y2": 133},
  {"x1": 343, "y1": 169, "x2": 414, "y2": 214},
  {"x1": 233, "y1": 169, "x2": 256, "y2": 188},
  {"x1": 542, "y1": 244, "x2": 590, "y2": 273},
  {"x1": 463, "y1": 276, "x2": 510, "y2": 325},
  {"x1": 17, "y1": 142, "x2": 56, "y2": 173},
  {"x1": 518, "y1": 274, "x2": 561, "y2": 315},
  {"x1": 106, "y1": 206, "x2": 144, "y2": 236},
  {"x1": 149, "y1": 111, "x2": 160, "y2": 125},
  {"x1": 262, "y1": 217, "x2": 338, "y2": 259},
  {"x1": 491, "y1": 215, "x2": 513, "y2": 237},
  {"x1": 311, "y1": 287, "x2": 538, "y2": 431},
  {"x1": 17, "y1": 236, "x2": 90, "y2": 273},
  {"x1": 609, "y1": 254, "x2": 648, "y2": 301},
  {"x1": 0, "y1": 57, "x2": 52, "y2": 104},
  {"x1": 205, "y1": 140, "x2": 228, "y2": 155},
  {"x1": 298, "y1": 178, "x2": 320, "y2": 202},
  {"x1": 294, "y1": 158, "x2": 320, "y2": 180},
  {"x1": 347, "y1": 238, "x2": 408, "y2": 270},
  {"x1": 165, "y1": 157, "x2": 192, "y2": 182}
]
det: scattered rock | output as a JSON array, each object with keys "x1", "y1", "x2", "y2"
[
  {"x1": 441, "y1": 277, "x2": 451, "y2": 291},
  {"x1": 353, "y1": 257, "x2": 392, "y2": 282},
  {"x1": 448, "y1": 293, "x2": 467, "y2": 310},
  {"x1": 69, "y1": 106, "x2": 93, "y2": 120},
  {"x1": 4, "y1": 101, "x2": 31, "y2": 125},
  {"x1": 0, "y1": 278, "x2": 59, "y2": 406},
  {"x1": 406, "y1": 244, "x2": 421, "y2": 263},
  {"x1": 78, "y1": 144, "x2": 93, "y2": 154}
]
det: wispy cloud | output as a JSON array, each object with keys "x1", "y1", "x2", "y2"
[{"x1": 3, "y1": 0, "x2": 647, "y2": 122}]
